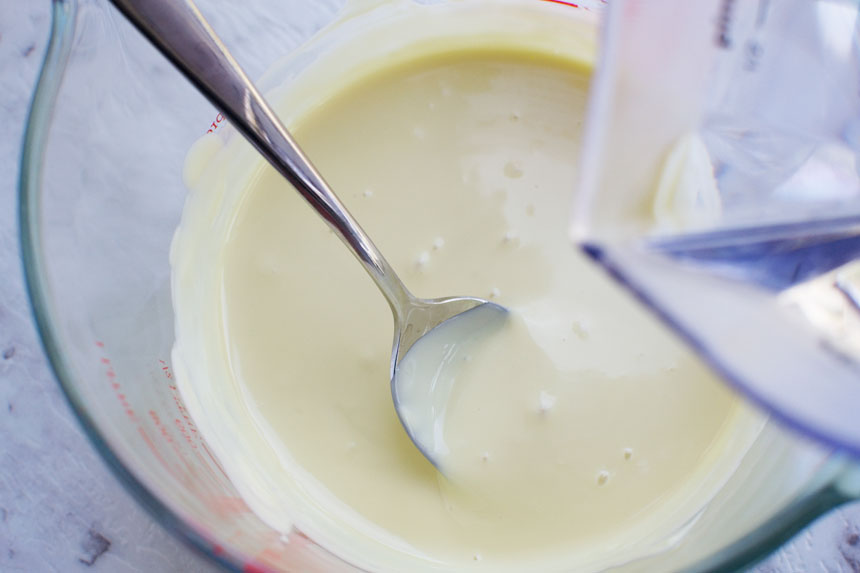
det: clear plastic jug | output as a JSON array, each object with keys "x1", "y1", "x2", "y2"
[{"x1": 575, "y1": 0, "x2": 860, "y2": 455}]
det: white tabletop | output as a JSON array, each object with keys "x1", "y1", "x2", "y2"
[{"x1": 2, "y1": 2, "x2": 860, "y2": 572}]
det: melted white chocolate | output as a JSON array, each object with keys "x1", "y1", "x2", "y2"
[{"x1": 171, "y1": 3, "x2": 765, "y2": 571}]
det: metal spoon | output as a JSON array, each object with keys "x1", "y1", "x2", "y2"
[{"x1": 109, "y1": 0, "x2": 506, "y2": 466}]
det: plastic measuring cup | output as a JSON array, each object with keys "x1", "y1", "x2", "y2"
[
  {"x1": 19, "y1": 0, "x2": 860, "y2": 570},
  {"x1": 575, "y1": 0, "x2": 860, "y2": 456}
]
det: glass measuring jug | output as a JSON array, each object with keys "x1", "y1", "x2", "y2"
[
  {"x1": 20, "y1": 0, "x2": 860, "y2": 570},
  {"x1": 575, "y1": 0, "x2": 860, "y2": 456}
]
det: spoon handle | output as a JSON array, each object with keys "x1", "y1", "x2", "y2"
[{"x1": 109, "y1": 0, "x2": 413, "y2": 313}]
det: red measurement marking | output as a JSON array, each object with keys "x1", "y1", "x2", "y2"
[
  {"x1": 95, "y1": 343, "x2": 188, "y2": 478},
  {"x1": 152, "y1": 409, "x2": 200, "y2": 477},
  {"x1": 174, "y1": 416, "x2": 198, "y2": 450},
  {"x1": 96, "y1": 346, "x2": 137, "y2": 422},
  {"x1": 206, "y1": 112, "x2": 225, "y2": 134},
  {"x1": 158, "y1": 359, "x2": 235, "y2": 485},
  {"x1": 172, "y1": 395, "x2": 200, "y2": 439},
  {"x1": 540, "y1": 0, "x2": 580, "y2": 7},
  {"x1": 161, "y1": 360, "x2": 199, "y2": 436},
  {"x1": 150, "y1": 411, "x2": 175, "y2": 444},
  {"x1": 94, "y1": 345, "x2": 232, "y2": 487},
  {"x1": 162, "y1": 361, "x2": 207, "y2": 460}
]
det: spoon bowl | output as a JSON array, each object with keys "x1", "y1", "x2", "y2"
[{"x1": 393, "y1": 299, "x2": 508, "y2": 465}]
